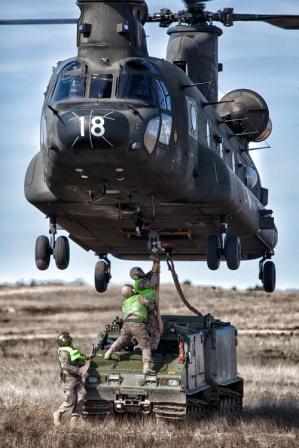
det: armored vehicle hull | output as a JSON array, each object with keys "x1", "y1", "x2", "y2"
[{"x1": 84, "y1": 314, "x2": 243, "y2": 420}]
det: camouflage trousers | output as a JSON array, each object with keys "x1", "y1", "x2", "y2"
[
  {"x1": 109, "y1": 322, "x2": 152, "y2": 362},
  {"x1": 56, "y1": 376, "x2": 87, "y2": 417},
  {"x1": 146, "y1": 311, "x2": 161, "y2": 351}
]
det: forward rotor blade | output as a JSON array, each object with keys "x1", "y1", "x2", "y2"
[
  {"x1": 0, "y1": 19, "x2": 78, "y2": 26},
  {"x1": 231, "y1": 14, "x2": 299, "y2": 30}
]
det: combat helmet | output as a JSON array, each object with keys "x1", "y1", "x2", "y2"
[
  {"x1": 56, "y1": 331, "x2": 73, "y2": 347},
  {"x1": 130, "y1": 267, "x2": 145, "y2": 280},
  {"x1": 121, "y1": 284, "x2": 134, "y2": 298}
]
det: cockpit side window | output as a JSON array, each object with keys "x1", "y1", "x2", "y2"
[
  {"x1": 155, "y1": 79, "x2": 172, "y2": 111},
  {"x1": 52, "y1": 75, "x2": 86, "y2": 102},
  {"x1": 89, "y1": 74, "x2": 113, "y2": 99},
  {"x1": 117, "y1": 74, "x2": 154, "y2": 102}
]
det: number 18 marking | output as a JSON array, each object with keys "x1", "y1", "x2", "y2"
[{"x1": 79, "y1": 116, "x2": 106, "y2": 138}]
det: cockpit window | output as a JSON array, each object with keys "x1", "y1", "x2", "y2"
[
  {"x1": 52, "y1": 75, "x2": 86, "y2": 102},
  {"x1": 155, "y1": 79, "x2": 171, "y2": 111},
  {"x1": 89, "y1": 74, "x2": 113, "y2": 99},
  {"x1": 117, "y1": 74, "x2": 154, "y2": 102},
  {"x1": 57, "y1": 59, "x2": 82, "y2": 74}
]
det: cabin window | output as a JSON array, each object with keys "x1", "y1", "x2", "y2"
[
  {"x1": 245, "y1": 166, "x2": 258, "y2": 189},
  {"x1": 117, "y1": 74, "x2": 154, "y2": 102},
  {"x1": 89, "y1": 74, "x2": 113, "y2": 99},
  {"x1": 206, "y1": 121, "x2": 212, "y2": 147},
  {"x1": 155, "y1": 80, "x2": 172, "y2": 111},
  {"x1": 52, "y1": 75, "x2": 86, "y2": 102},
  {"x1": 144, "y1": 116, "x2": 161, "y2": 153},
  {"x1": 186, "y1": 96, "x2": 197, "y2": 140},
  {"x1": 159, "y1": 113, "x2": 172, "y2": 145},
  {"x1": 232, "y1": 152, "x2": 236, "y2": 173}
]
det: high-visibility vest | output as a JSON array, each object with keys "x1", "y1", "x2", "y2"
[
  {"x1": 134, "y1": 278, "x2": 155, "y2": 302},
  {"x1": 58, "y1": 346, "x2": 86, "y2": 366},
  {"x1": 122, "y1": 294, "x2": 148, "y2": 321}
]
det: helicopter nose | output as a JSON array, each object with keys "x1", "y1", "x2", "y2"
[{"x1": 56, "y1": 108, "x2": 130, "y2": 151}]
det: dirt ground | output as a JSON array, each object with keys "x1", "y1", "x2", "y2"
[{"x1": 0, "y1": 284, "x2": 298, "y2": 448}]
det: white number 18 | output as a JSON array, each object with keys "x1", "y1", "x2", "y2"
[{"x1": 79, "y1": 116, "x2": 105, "y2": 138}]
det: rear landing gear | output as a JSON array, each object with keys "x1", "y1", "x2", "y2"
[
  {"x1": 259, "y1": 256, "x2": 276, "y2": 293},
  {"x1": 206, "y1": 220, "x2": 241, "y2": 271},
  {"x1": 34, "y1": 216, "x2": 70, "y2": 271},
  {"x1": 94, "y1": 255, "x2": 111, "y2": 293}
]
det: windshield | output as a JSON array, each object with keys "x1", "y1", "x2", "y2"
[
  {"x1": 52, "y1": 75, "x2": 86, "y2": 102},
  {"x1": 117, "y1": 74, "x2": 154, "y2": 102},
  {"x1": 57, "y1": 59, "x2": 82, "y2": 74},
  {"x1": 89, "y1": 74, "x2": 113, "y2": 99}
]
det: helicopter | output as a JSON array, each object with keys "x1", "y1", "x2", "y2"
[{"x1": 2, "y1": 0, "x2": 299, "y2": 293}]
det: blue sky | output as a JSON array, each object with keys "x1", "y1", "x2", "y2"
[{"x1": 0, "y1": 0, "x2": 298, "y2": 289}]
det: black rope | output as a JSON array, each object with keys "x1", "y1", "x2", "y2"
[{"x1": 166, "y1": 255, "x2": 203, "y2": 318}]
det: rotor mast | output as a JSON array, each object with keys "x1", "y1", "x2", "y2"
[
  {"x1": 166, "y1": 1, "x2": 222, "y2": 103},
  {"x1": 77, "y1": 0, "x2": 149, "y2": 64}
]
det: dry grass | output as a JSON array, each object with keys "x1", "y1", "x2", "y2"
[{"x1": 0, "y1": 285, "x2": 298, "y2": 447}]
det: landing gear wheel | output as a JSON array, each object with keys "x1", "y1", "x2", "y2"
[
  {"x1": 95, "y1": 261, "x2": 108, "y2": 293},
  {"x1": 35, "y1": 235, "x2": 51, "y2": 271},
  {"x1": 262, "y1": 261, "x2": 276, "y2": 293},
  {"x1": 207, "y1": 235, "x2": 221, "y2": 270},
  {"x1": 54, "y1": 236, "x2": 70, "y2": 270},
  {"x1": 225, "y1": 236, "x2": 241, "y2": 270}
]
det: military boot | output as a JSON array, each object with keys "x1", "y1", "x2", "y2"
[
  {"x1": 143, "y1": 362, "x2": 155, "y2": 374},
  {"x1": 53, "y1": 410, "x2": 63, "y2": 427},
  {"x1": 104, "y1": 347, "x2": 114, "y2": 360}
]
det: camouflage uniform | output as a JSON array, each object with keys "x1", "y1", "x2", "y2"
[
  {"x1": 107, "y1": 321, "x2": 152, "y2": 362},
  {"x1": 136, "y1": 270, "x2": 161, "y2": 351},
  {"x1": 56, "y1": 349, "x2": 87, "y2": 418}
]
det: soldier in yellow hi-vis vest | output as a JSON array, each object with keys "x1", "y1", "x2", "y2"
[
  {"x1": 104, "y1": 285, "x2": 155, "y2": 374},
  {"x1": 130, "y1": 258, "x2": 161, "y2": 350},
  {"x1": 53, "y1": 332, "x2": 94, "y2": 427}
]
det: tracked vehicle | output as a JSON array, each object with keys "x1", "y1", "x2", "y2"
[{"x1": 83, "y1": 314, "x2": 243, "y2": 420}]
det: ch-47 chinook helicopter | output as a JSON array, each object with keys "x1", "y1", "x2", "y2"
[{"x1": 3, "y1": 0, "x2": 299, "y2": 293}]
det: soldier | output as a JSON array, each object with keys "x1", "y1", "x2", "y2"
[
  {"x1": 53, "y1": 331, "x2": 93, "y2": 427},
  {"x1": 104, "y1": 285, "x2": 155, "y2": 374},
  {"x1": 130, "y1": 258, "x2": 162, "y2": 351}
]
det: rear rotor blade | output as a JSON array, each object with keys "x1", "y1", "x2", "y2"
[
  {"x1": 0, "y1": 19, "x2": 78, "y2": 26},
  {"x1": 231, "y1": 14, "x2": 299, "y2": 30}
]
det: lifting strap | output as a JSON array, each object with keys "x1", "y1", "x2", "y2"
[
  {"x1": 166, "y1": 253, "x2": 204, "y2": 318},
  {"x1": 155, "y1": 262, "x2": 164, "y2": 336}
]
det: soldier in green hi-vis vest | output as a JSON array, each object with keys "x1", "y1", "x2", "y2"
[
  {"x1": 129, "y1": 258, "x2": 162, "y2": 350},
  {"x1": 104, "y1": 284, "x2": 156, "y2": 374},
  {"x1": 53, "y1": 332, "x2": 94, "y2": 427}
]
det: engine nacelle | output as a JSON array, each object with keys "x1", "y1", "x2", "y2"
[{"x1": 216, "y1": 89, "x2": 272, "y2": 142}]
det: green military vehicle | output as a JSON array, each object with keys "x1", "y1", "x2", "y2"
[{"x1": 83, "y1": 314, "x2": 243, "y2": 420}]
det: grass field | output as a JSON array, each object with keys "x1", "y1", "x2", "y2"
[{"x1": 0, "y1": 284, "x2": 298, "y2": 448}]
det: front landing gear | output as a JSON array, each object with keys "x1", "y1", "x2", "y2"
[
  {"x1": 259, "y1": 256, "x2": 276, "y2": 293},
  {"x1": 34, "y1": 216, "x2": 70, "y2": 271},
  {"x1": 35, "y1": 235, "x2": 51, "y2": 270},
  {"x1": 94, "y1": 255, "x2": 111, "y2": 293}
]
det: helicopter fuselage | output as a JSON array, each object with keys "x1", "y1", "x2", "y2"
[{"x1": 25, "y1": 53, "x2": 277, "y2": 261}]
